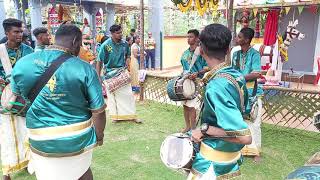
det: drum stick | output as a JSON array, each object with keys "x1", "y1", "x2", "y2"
[
  {"x1": 172, "y1": 133, "x2": 237, "y2": 140},
  {"x1": 203, "y1": 135, "x2": 237, "y2": 139}
]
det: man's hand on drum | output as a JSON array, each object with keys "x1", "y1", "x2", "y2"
[
  {"x1": 191, "y1": 129, "x2": 203, "y2": 143},
  {"x1": 188, "y1": 73, "x2": 197, "y2": 80},
  {"x1": 0, "y1": 78, "x2": 6, "y2": 84},
  {"x1": 125, "y1": 58, "x2": 130, "y2": 69}
]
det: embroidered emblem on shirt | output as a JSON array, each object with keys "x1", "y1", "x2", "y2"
[
  {"x1": 34, "y1": 59, "x2": 46, "y2": 67},
  {"x1": 46, "y1": 75, "x2": 57, "y2": 92},
  {"x1": 9, "y1": 57, "x2": 16, "y2": 65},
  {"x1": 106, "y1": 45, "x2": 113, "y2": 53}
]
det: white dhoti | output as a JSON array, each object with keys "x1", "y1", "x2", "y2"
[
  {"x1": 106, "y1": 83, "x2": 137, "y2": 121},
  {"x1": 29, "y1": 150, "x2": 93, "y2": 180},
  {"x1": 187, "y1": 165, "x2": 217, "y2": 180},
  {"x1": 242, "y1": 97, "x2": 263, "y2": 156},
  {"x1": 183, "y1": 98, "x2": 199, "y2": 108},
  {"x1": 0, "y1": 114, "x2": 29, "y2": 175}
]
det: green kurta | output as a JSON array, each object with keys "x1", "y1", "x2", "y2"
[
  {"x1": 10, "y1": 48, "x2": 106, "y2": 156},
  {"x1": 232, "y1": 47, "x2": 263, "y2": 97},
  {"x1": 180, "y1": 48, "x2": 207, "y2": 76},
  {"x1": 97, "y1": 38, "x2": 130, "y2": 79},
  {"x1": 192, "y1": 64, "x2": 250, "y2": 178}
]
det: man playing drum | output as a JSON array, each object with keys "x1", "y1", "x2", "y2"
[
  {"x1": 189, "y1": 24, "x2": 252, "y2": 180},
  {"x1": 180, "y1": 29, "x2": 207, "y2": 133},
  {"x1": 10, "y1": 24, "x2": 107, "y2": 180},
  {"x1": 232, "y1": 27, "x2": 263, "y2": 162},
  {"x1": 0, "y1": 18, "x2": 33, "y2": 180},
  {"x1": 97, "y1": 24, "x2": 141, "y2": 123}
]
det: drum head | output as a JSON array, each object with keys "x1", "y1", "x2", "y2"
[
  {"x1": 160, "y1": 133, "x2": 193, "y2": 169},
  {"x1": 286, "y1": 166, "x2": 320, "y2": 180},
  {"x1": 182, "y1": 79, "x2": 196, "y2": 98}
]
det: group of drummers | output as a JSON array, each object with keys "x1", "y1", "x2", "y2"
[
  {"x1": 163, "y1": 24, "x2": 264, "y2": 179},
  {"x1": 0, "y1": 16, "x2": 264, "y2": 180}
]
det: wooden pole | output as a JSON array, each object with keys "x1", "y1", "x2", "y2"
[
  {"x1": 139, "y1": 0, "x2": 145, "y2": 101},
  {"x1": 227, "y1": 0, "x2": 234, "y2": 30},
  {"x1": 227, "y1": 0, "x2": 237, "y2": 46},
  {"x1": 140, "y1": 0, "x2": 145, "y2": 70}
]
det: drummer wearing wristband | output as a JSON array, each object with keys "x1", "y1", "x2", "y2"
[
  {"x1": 188, "y1": 24, "x2": 252, "y2": 180},
  {"x1": 180, "y1": 29, "x2": 207, "y2": 133}
]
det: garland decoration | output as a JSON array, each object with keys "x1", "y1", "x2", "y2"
[
  {"x1": 195, "y1": 0, "x2": 208, "y2": 16},
  {"x1": 178, "y1": 0, "x2": 193, "y2": 13},
  {"x1": 209, "y1": 0, "x2": 219, "y2": 18}
]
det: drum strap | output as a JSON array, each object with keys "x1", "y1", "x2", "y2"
[
  {"x1": 214, "y1": 73, "x2": 245, "y2": 113},
  {"x1": 236, "y1": 49, "x2": 258, "y2": 99},
  {"x1": 0, "y1": 43, "x2": 13, "y2": 76},
  {"x1": 28, "y1": 53, "x2": 72, "y2": 103},
  {"x1": 188, "y1": 47, "x2": 200, "y2": 72},
  {"x1": 196, "y1": 72, "x2": 245, "y2": 127}
]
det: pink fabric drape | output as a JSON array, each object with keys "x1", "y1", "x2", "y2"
[{"x1": 263, "y1": 10, "x2": 279, "y2": 46}]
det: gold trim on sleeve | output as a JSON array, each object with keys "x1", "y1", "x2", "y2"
[{"x1": 91, "y1": 104, "x2": 107, "y2": 114}]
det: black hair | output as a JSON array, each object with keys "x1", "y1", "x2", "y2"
[
  {"x1": 133, "y1": 36, "x2": 140, "y2": 43},
  {"x1": 240, "y1": 27, "x2": 255, "y2": 42},
  {"x1": 32, "y1": 27, "x2": 48, "y2": 37},
  {"x1": 2, "y1": 18, "x2": 22, "y2": 32},
  {"x1": 110, "y1": 24, "x2": 122, "y2": 33},
  {"x1": 22, "y1": 32, "x2": 29, "y2": 38},
  {"x1": 55, "y1": 24, "x2": 82, "y2": 46},
  {"x1": 130, "y1": 29, "x2": 136, "y2": 33},
  {"x1": 187, "y1": 29, "x2": 199, "y2": 37},
  {"x1": 199, "y1": 23, "x2": 232, "y2": 60}
]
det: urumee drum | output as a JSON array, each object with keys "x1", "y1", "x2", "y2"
[
  {"x1": 167, "y1": 76, "x2": 197, "y2": 101},
  {"x1": 104, "y1": 68, "x2": 131, "y2": 93},
  {"x1": 286, "y1": 166, "x2": 320, "y2": 180},
  {"x1": 160, "y1": 133, "x2": 194, "y2": 170}
]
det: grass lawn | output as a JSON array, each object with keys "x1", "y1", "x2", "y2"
[{"x1": 7, "y1": 101, "x2": 320, "y2": 180}]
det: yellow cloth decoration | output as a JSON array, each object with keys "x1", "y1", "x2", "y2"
[
  {"x1": 195, "y1": 0, "x2": 208, "y2": 16},
  {"x1": 278, "y1": 35, "x2": 289, "y2": 62},
  {"x1": 209, "y1": 0, "x2": 219, "y2": 17},
  {"x1": 178, "y1": 0, "x2": 193, "y2": 12},
  {"x1": 96, "y1": 34, "x2": 104, "y2": 43},
  {"x1": 62, "y1": 7, "x2": 73, "y2": 22},
  {"x1": 79, "y1": 47, "x2": 95, "y2": 62}
]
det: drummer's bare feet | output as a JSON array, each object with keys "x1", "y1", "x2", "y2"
[
  {"x1": 112, "y1": 119, "x2": 143, "y2": 124},
  {"x1": 254, "y1": 155, "x2": 262, "y2": 163},
  {"x1": 181, "y1": 127, "x2": 190, "y2": 133}
]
